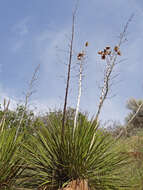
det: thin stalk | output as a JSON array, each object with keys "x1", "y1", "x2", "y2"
[
  {"x1": 0, "y1": 99, "x2": 10, "y2": 132},
  {"x1": 61, "y1": 13, "x2": 75, "y2": 140},
  {"x1": 116, "y1": 101, "x2": 143, "y2": 139},
  {"x1": 73, "y1": 61, "x2": 83, "y2": 135},
  {"x1": 94, "y1": 14, "x2": 134, "y2": 123},
  {"x1": 14, "y1": 64, "x2": 40, "y2": 141},
  {"x1": 90, "y1": 15, "x2": 133, "y2": 148}
]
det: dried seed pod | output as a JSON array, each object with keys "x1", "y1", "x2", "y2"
[
  {"x1": 98, "y1": 51, "x2": 103, "y2": 55},
  {"x1": 104, "y1": 49, "x2": 109, "y2": 55},
  {"x1": 85, "y1": 42, "x2": 88, "y2": 47},
  {"x1": 106, "y1": 46, "x2": 110, "y2": 50},
  {"x1": 117, "y1": 51, "x2": 121, "y2": 56},
  {"x1": 101, "y1": 54, "x2": 106, "y2": 60},
  {"x1": 77, "y1": 52, "x2": 84, "y2": 60},
  {"x1": 114, "y1": 46, "x2": 119, "y2": 52},
  {"x1": 107, "y1": 51, "x2": 111, "y2": 55},
  {"x1": 78, "y1": 53, "x2": 84, "y2": 57},
  {"x1": 77, "y1": 56, "x2": 81, "y2": 60}
]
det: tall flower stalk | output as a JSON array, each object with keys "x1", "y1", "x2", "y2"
[
  {"x1": 73, "y1": 42, "x2": 88, "y2": 135},
  {"x1": 62, "y1": 10, "x2": 76, "y2": 140}
]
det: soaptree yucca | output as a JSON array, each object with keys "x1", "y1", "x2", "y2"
[
  {"x1": 0, "y1": 127, "x2": 25, "y2": 190},
  {"x1": 22, "y1": 115, "x2": 132, "y2": 190},
  {"x1": 22, "y1": 8, "x2": 134, "y2": 190}
]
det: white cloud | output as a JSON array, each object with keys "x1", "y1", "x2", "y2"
[
  {"x1": 0, "y1": 85, "x2": 17, "y2": 110},
  {"x1": 0, "y1": 83, "x2": 61, "y2": 115},
  {"x1": 29, "y1": 98, "x2": 62, "y2": 115}
]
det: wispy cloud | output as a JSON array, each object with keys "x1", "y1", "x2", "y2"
[
  {"x1": 11, "y1": 17, "x2": 30, "y2": 52},
  {"x1": 0, "y1": 85, "x2": 17, "y2": 110}
]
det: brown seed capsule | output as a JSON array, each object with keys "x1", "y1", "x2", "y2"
[
  {"x1": 85, "y1": 42, "x2": 88, "y2": 47},
  {"x1": 101, "y1": 54, "x2": 106, "y2": 60},
  {"x1": 114, "y1": 46, "x2": 119, "y2": 52},
  {"x1": 117, "y1": 51, "x2": 121, "y2": 56},
  {"x1": 98, "y1": 51, "x2": 103, "y2": 55},
  {"x1": 106, "y1": 46, "x2": 110, "y2": 50},
  {"x1": 107, "y1": 51, "x2": 111, "y2": 55},
  {"x1": 104, "y1": 49, "x2": 109, "y2": 55},
  {"x1": 77, "y1": 52, "x2": 84, "y2": 60},
  {"x1": 78, "y1": 53, "x2": 84, "y2": 57}
]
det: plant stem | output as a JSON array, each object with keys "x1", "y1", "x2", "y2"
[
  {"x1": 73, "y1": 61, "x2": 83, "y2": 135},
  {"x1": 61, "y1": 13, "x2": 75, "y2": 140}
]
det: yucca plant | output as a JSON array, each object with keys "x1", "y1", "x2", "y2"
[
  {"x1": 22, "y1": 115, "x2": 133, "y2": 190},
  {"x1": 0, "y1": 127, "x2": 25, "y2": 190}
]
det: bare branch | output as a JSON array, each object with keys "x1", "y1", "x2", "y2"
[
  {"x1": 14, "y1": 64, "x2": 40, "y2": 141},
  {"x1": 116, "y1": 101, "x2": 143, "y2": 139},
  {"x1": 127, "y1": 103, "x2": 143, "y2": 126}
]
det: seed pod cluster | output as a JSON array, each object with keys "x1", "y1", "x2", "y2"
[
  {"x1": 98, "y1": 46, "x2": 112, "y2": 60},
  {"x1": 77, "y1": 52, "x2": 84, "y2": 60},
  {"x1": 77, "y1": 41, "x2": 89, "y2": 60},
  {"x1": 114, "y1": 46, "x2": 121, "y2": 55},
  {"x1": 98, "y1": 46, "x2": 121, "y2": 60},
  {"x1": 85, "y1": 41, "x2": 88, "y2": 47}
]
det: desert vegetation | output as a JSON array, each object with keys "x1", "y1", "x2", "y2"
[{"x1": 0, "y1": 3, "x2": 143, "y2": 190}]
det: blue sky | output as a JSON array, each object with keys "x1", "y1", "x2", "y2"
[{"x1": 0, "y1": 0, "x2": 143, "y2": 124}]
